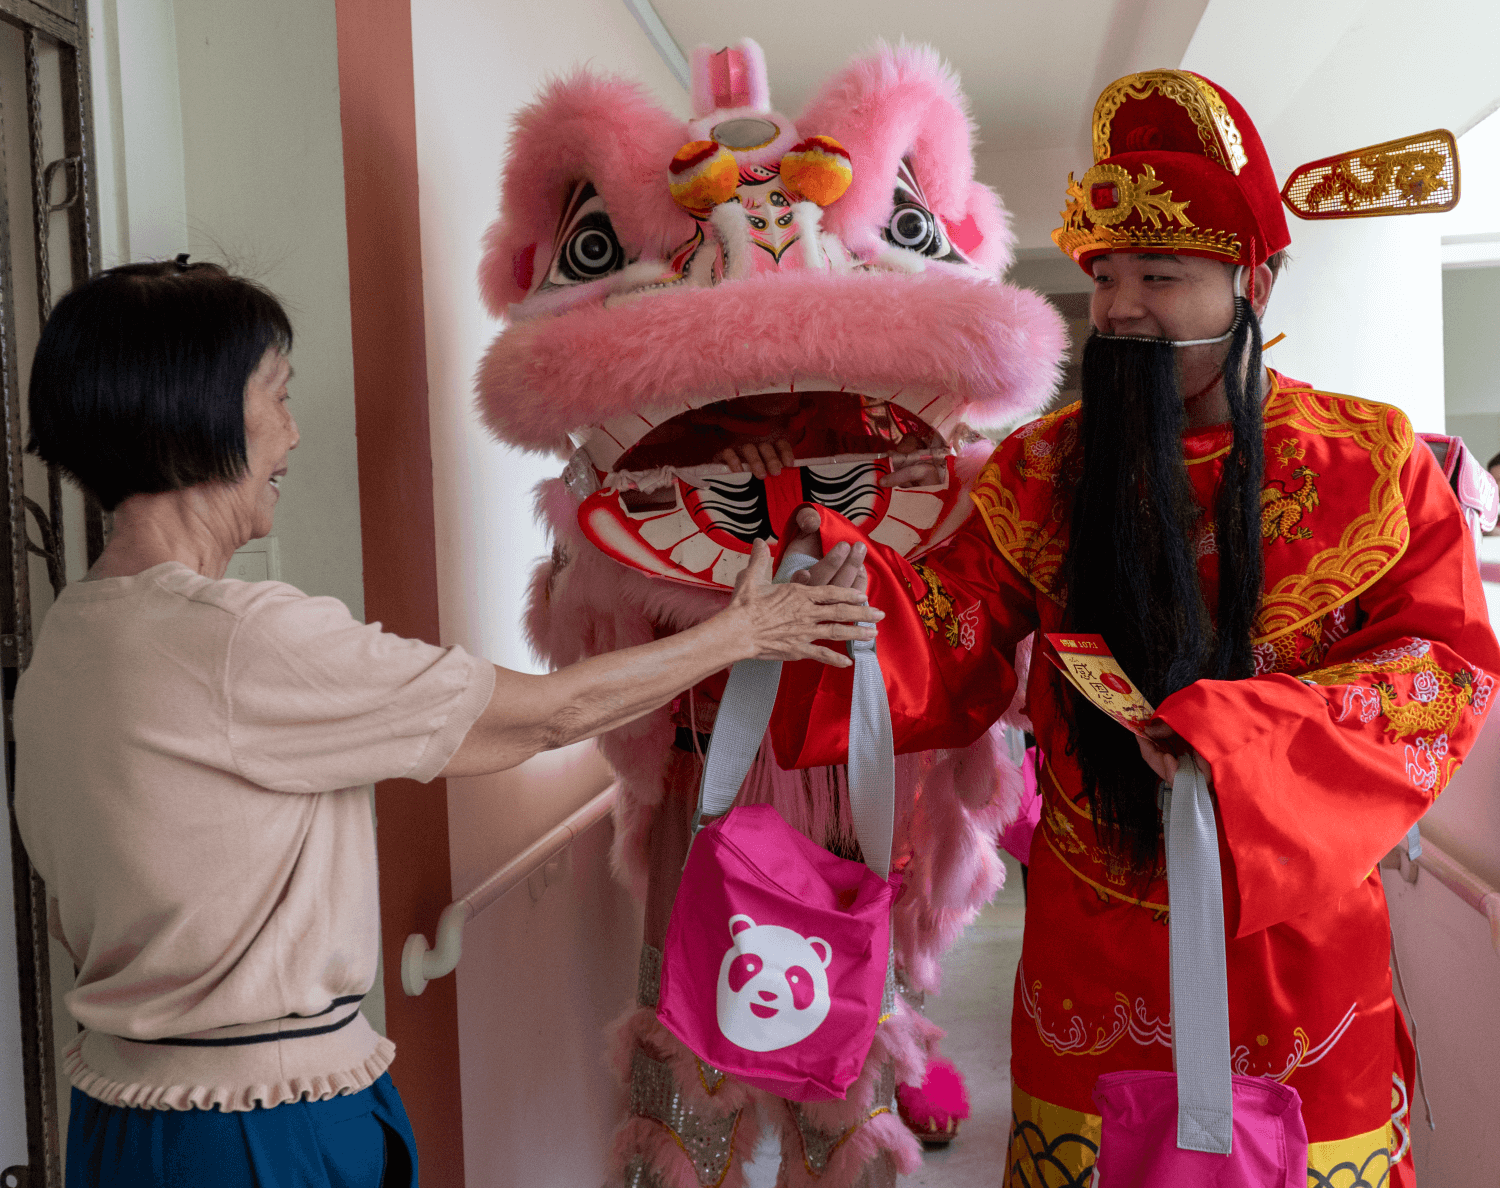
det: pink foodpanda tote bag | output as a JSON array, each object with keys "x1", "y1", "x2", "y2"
[
  {"x1": 1091, "y1": 752, "x2": 1309, "y2": 1187},
  {"x1": 656, "y1": 552, "x2": 898, "y2": 1102}
]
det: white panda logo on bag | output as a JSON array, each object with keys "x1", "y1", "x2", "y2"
[{"x1": 715, "y1": 914, "x2": 833, "y2": 1052}]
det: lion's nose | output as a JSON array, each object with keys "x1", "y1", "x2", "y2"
[{"x1": 758, "y1": 990, "x2": 777, "y2": 1001}]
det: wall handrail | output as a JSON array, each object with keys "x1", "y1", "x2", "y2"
[
  {"x1": 1392, "y1": 831, "x2": 1500, "y2": 956},
  {"x1": 401, "y1": 782, "x2": 619, "y2": 995}
]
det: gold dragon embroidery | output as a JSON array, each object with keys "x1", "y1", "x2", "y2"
[
  {"x1": 911, "y1": 561, "x2": 962, "y2": 647},
  {"x1": 975, "y1": 382, "x2": 1411, "y2": 639},
  {"x1": 1304, "y1": 646, "x2": 1476, "y2": 741},
  {"x1": 1260, "y1": 465, "x2": 1320, "y2": 544},
  {"x1": 1014, "y1": 413, "x2": 1079, "y2": 485},
  {"x1": 1261, "y1": 614, "x2": 1335, "y2": 673},
  {"x1": 1302, "y1": 149, "x2": 1449, "y2": 212},
  {"x1": 1252, "y1": 382, "x2": 1411, "y2": 644}
]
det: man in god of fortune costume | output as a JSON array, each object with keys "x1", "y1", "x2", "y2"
[{"x1": 769, "y1": 71, "x2": 1496, "y2": 1186}]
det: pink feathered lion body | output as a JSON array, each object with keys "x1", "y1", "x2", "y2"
[{"x1": 477, "y1": 39, "x2": 1063, "y2": 1187}]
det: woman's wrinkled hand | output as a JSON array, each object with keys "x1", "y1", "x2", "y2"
[{"x1": 728, "y1": 538, "x2": 881, "y2": 667}]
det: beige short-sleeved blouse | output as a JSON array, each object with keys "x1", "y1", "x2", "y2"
[{"x1": 14, "y1": 562, "x2": 495, "y2": 1111}]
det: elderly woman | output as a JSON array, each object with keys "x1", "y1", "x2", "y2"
[{"x1": 14, "y1": 260, "x2": 876, "y2": 1188}]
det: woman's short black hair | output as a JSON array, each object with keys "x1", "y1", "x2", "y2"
[{"x1": 27, "y1": 258, "x2": 292, "y2": 510}]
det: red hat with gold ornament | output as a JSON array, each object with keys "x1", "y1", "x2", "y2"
[{"x1": 1054, "y1": 69, "x2": 1460, "y2": 273}]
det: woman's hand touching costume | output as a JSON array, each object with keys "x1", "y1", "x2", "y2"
[
  {"x1": 728, "y1": 537, "x2": 876, "y2": 664},
  {"x1": 440, "y1": 538, "x2": 881, "y2": 777}
]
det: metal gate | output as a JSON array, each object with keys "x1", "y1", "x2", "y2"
[{"x1": 0, "y1": 1, "x2": 103, "y2": 1184}]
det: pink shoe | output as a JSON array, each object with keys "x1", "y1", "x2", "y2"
[{"x1": 895, "y1": 1057, "x2": 971, "y2": 1147}]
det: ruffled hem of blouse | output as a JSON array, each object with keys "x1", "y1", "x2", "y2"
[{"x1": 64, "y1": 1033, "x2": 398, "y2": 1112}]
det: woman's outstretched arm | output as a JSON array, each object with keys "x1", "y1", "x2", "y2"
[{"x1": 440, "y1": 538, "x2": 879, "y2": 777}]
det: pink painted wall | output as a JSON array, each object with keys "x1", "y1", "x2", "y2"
[
  {"x1": 1392, "y1": 576, "x2": 1500, "y2": 1185},
  {"x1": 404, "y1": 0, "x2": 682, "y2": 1182},
  {"x1": 1383, "y1": 863, "x2": 1500, "y2": 1185},
  {"x1": 1423, "y1": 706, "x2": 1500, "y2": 891}
]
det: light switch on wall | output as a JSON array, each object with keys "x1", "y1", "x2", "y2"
[{"x1": 228, "y1": 537, "x2": 281, "y2": 583}]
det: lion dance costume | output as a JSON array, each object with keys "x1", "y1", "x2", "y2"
[
  {"x1": 475, "y1": 39, "x2": 1067, "y2": 1188},
  {"x1": 766, "y1": 70, "x2": 1489, "y2": 1188}
]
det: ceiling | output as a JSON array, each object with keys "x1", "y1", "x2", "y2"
[
  {"x1": 643, "y1": 0, "x2": 1500, "y2": 253},
  {"x1": 648, "y1": 0, "x2": 1207, "y2": 157}
]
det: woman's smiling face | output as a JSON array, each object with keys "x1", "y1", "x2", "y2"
[{"x1": 235, "y1": 347, "x2": 299, "y2": 542}]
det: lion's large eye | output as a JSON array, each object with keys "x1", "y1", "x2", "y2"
[
  {"x1": 560, "y1": 215, "x2": 624, "y2": 281},
  {"x1": 539, "y1": 181, "x2": 629, "y2": 290},
  {"x1": 887, "y1": 203, "x2": 942, "y2": 254},
  {"x1": 881, "y1": 158, "x2": 967, "y2": 263}
]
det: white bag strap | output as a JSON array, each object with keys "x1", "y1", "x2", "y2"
[
  {"x1": 1161, "y1": 750, "x2": 1234, "y2": 1155},
  {"x1": 692, "y1": 549, "x2": 895, "y2": 878}
]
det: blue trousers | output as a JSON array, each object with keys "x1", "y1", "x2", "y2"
[{"x1": 65, "y1": 1073, "x2": 417, "y2": 1188}]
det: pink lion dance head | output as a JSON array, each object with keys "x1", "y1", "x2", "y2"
[
  {"x1": 477, "y1": 40, "x2": 1067, "y2": 591},
  {"x1": 475, "y1": 39, "x2": 1064, "y2": 1187}
]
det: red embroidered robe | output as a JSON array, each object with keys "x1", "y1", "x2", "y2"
[{"x1": 769, "y1": 371, "x2": 1500, "y2": 1185}]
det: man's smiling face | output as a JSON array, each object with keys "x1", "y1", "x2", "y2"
[{"x1": 1088, "y1": 252, "x2": 1237, "y2": 344}]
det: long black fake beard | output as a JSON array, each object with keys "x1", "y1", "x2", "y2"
[{"x1": 1060, "y1": 303, "x2": 1265, "y2": 866}]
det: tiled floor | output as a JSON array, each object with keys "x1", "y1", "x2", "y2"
[
  {"x1": 743, "y1": 852, "x2": 1027, "y2": 1186},
  {"x1": 898, "y1": 852, "x2": 1026, "y2": 1186}
]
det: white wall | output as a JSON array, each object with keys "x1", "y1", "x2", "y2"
[
  {"x1": 1439, "y1": 110, "x2": 1500, "y2": 462},
  {"x1": 87, "y1": 0, "x2": 365, "y2": 613},
  {"x1": 1442, "y1": 267, "x2": 1500, "y2": 466},
  {"x1": 172, "y1": 0, "x2": 365, "y2": 619},
  {"x1": 1258, "y1": 216, "x2": 1446, "y2": 432},
  {"x1": 407, "y1": 1, "x2": 684, "y2": 1182},
  {"x1": 111, "y1": 0, "x2": 187, "y2": 260},
  {"x1": 410, "y1": 5, "x2": 680, "y2": 676}
]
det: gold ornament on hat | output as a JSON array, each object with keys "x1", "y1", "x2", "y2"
[
  {"x1": 1054, "y1": 162, "x2": 1241, "y2": 260},
  {"x1": 1093, "y1": 70, "x2": 1248, "y2": 175},
  {"x1": 1280, "y1": 130, "x2": 1459, "y2": 220},
  {"x1": 1053, "y1": 66, "x2": 1464, "y2": 269},
  {"x1": 1069, "y1": 162, "x2": 1194, "y2": 228},
  {"x1": 1053, "y1": 69, "x2": 1258, "y2": 263}
]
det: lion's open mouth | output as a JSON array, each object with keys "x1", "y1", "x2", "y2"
[
  {"x1": 578, "y1": 385, "x2": 972, "y2": 476},
  {"x1": 615, "y1": 390, "x2": 945, "y2": 473},
  {"x1": 569, "y1": 385, "x2": 982, "y2": 589}
]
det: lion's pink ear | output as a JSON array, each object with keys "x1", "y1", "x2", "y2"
[
  {"x1": 796, "y1": 41, "x2": 1014, "y2": 274},
  {"x1": 511, "y1": 243, "x2": 537, "y2": 294},
  {"x1": 950, "y1": 181, "x2": 1014, "y2": 273},
  {"x1": 478, "y1": 69, "x2": 693, "y2": 316},
  {"x1": 729, "y1": 914, "x2": 756, "y2": 938},
  {"x1": 942, "y1": 212, "x2": 983, "y2": 258}
]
